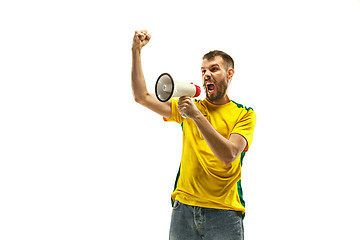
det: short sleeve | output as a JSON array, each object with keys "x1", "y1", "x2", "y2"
[
  {"x1": 231, "y1": 109, "x2": 256, "y2": 152},
  {"x1": 163, "y1": 98, "x2": 184, "y2": 124}
]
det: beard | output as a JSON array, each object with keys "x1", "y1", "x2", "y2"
[{"x1": 204, "y1": 77, "x2": 228, "y2": 102}]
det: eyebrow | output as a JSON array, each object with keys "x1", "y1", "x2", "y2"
[{"x1": 201, "y1": 63, "x2": 220, "y2": 69}]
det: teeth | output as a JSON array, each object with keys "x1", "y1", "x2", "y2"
[{"x1": 206, "y1": 82, "x2": 215, "y2": 93}]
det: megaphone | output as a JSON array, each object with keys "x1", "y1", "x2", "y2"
[{"x1": 155, "y1": 73, "x2": 201, "y2": 102}]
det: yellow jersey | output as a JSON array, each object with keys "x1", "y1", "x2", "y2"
[{"x1": 164, "y1": 98, "x2": 256, "y2": 215}]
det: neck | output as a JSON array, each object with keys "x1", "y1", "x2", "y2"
[{"x1": 206, "y1": 95, "x2": 230, "y2": 105}]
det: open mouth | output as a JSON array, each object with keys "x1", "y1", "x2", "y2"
[{"x1": 206, "y1": 82, "x2": 215, "y2": 93}]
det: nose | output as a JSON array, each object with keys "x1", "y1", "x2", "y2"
[{"x1": 203, "y1": 70, "x2": 211, "y2": 80}]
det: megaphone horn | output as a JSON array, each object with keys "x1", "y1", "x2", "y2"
[{"x1": 155, "y1": 73, "x2": 201, "y2": 102}]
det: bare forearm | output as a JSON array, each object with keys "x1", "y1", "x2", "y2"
[
  {"x1": 177, "y1": 97, "x2": 244, "y2": 164},
  {"x1": 192, "y1": 113, "x2": 240, "y2": 165},
  {"x1": 131, "y1": 49, "x2": 149, "y2": 103},
  {"x1": 130, "y1": 30, "x2": 172, "y2": 118}
]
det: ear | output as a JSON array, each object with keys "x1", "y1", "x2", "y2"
[{"x1": 227, "y1": 68, "x2": 235, "y2": 82}]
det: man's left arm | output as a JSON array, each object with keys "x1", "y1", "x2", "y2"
[{"x1": 178, "y1": 97, "x2": 247, "y2": 165}]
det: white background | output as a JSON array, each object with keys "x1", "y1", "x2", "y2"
[{"x1": 1, "y1": 0, "x2": 360, "y2": 239}]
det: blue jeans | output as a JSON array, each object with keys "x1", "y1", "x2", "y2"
[{"x1": 169, "y1": 200, "x2": 244, "y2": 240}]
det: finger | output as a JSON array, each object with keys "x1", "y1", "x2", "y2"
[
  {"x1": 178, "y1": 104, "x2": 185, "y2": 112},
  {"x1": 134, "y1": 31, "x2": 146, "y2": 40},
  {"x1": 137, "y1": 33, "x2": 146, "y2": 40},
  {"x1": 180, "y1": 96, "x2": 191, "y2": 102},
  {"x1": 178, "y1": 97, "x2": 188, "y2": 105},
  {"x1": 178, "y1": 97, "x2": 185, "y2": 105},
  {"x1": 134, "y1": 30, "x2": 142, "y2": 39},
  {"x1": 136, "y1": 30, "x2": 149, "y2": 37},
  {"x1": 135, "y1": 29, "x2": 147, "y2": 34},
  {"x1": 134, "y1": 34, "x2": 143, "y2": 42},
  {"x1": 178, "y1": 102, "x2": 186, "y2": 111}
]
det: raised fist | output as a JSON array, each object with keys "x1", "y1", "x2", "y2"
[{"x1": 132, "y1": 30, "x2": 151, "y2": 51}]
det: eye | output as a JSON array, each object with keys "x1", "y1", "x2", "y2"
[{"x1": 211, "y1": 67, "x2": 218, "y2": 72}]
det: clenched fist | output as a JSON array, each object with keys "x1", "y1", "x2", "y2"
[
  {"x1": 132, "y1": 30, "x2": 151, "y2": 52},
  {"x1": 178, "y1": 97, "x2": 201, "y2": 119}
]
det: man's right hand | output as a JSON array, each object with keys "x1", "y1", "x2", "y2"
[{"x1": 132, "y1": 30, "x2": 151, "y2": 52}]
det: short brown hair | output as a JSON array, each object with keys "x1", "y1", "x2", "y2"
[{"x1": 203, "y1": 50, "x2": 234, "y2": 70}]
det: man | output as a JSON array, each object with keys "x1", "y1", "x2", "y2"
[{"x1": 131, "y1": 30, "x2": 256, "y2": 240}]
